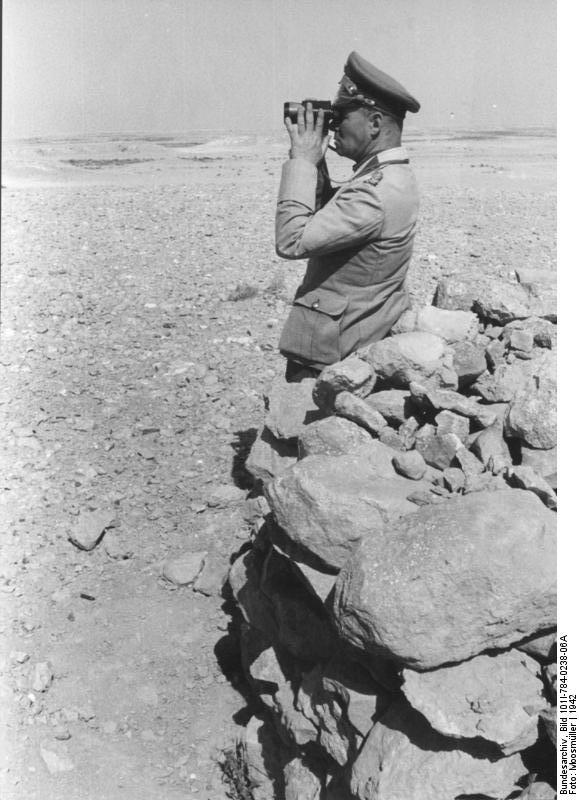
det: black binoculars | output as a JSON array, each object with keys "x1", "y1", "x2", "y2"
[{"x1": 283, "y1": 100, "x2": 333, "y2": 133}]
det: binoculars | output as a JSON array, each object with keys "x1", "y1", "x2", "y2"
[{"x1": 283, "y1": 100, "x2": 333, "y2": 134}]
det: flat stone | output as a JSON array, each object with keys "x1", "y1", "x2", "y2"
[
  {"x1": 452, "y1": 339, "x2": 488, "y2": 387},
  {"x1": 392, "y1": 305, "x2": 479, "y2": 343},
  {"x1": 473, "y1": 281, "x2": 556, "y2": 325},
  {"x1": 206, "y1": 484, "x2": 246, "y2": 508},
  {"x1": 410, "y1": 382, "x2": 496, "y2": 428},
  {"x1": 473, "y1": 362, "x2": 529, "y2": 402},
  {"x1": 433, "y1": 275, "x2": 485, "y2": 312},
  {"x1": 332, "y1": 490, "x2": 556, "y2": 670},
  {"x1": 312, "y1": 356, "x2": 376, "y2": 411},
  {"x1": 40, "y1": 747, "x2": 75, "y2": 774},
  {"x1": 366, "y1": 389, "x2": 411, "y2": 428},
  {"x1": 402, "y1": 651, "x2": 544, "y2": 755},
  {"x1": 334, "y1": 392, "x2": 387, "y2": 435},
  {"x1": 414, "y1": 424, "x2": 462, "y2": 470},
  {"x1": 245, "y1": 426, "x2": 298, "y2": 484},
  {"x1": 515, "y1": 268, "x2": 555, "y2": 287},
  {"x1": 434, "y1": 409, "x2": 470, "y2": 444},
  {"x1": 392, "y1": 450, "x2": 427, "y2": 480},
  {"x1": 68, "y1": 509, "x2": 115, "y2": 551},
  {"x1": 193, "y1": 556, "x2": 228, "y2": 596},
  {"x1": 359, "y1": 332, "x2": 457, "y2": 390},
  {"x1": 265, "y1": 377, "x2": 324, "y2": 439},
  {"x1": 265, "y1": 441, "x2": 427, "y2": 571},
  {"x1": 503, "y1": 316, "x2": 557, "y2": 349},
  {"x1": 505, "y1": 328, "x2": 534, "y2": 355},
  {"x1": 350, "y1": 701, "x2": 526, "y2": 800},
  {"x1": 298, "y1": 415, "x2": 371, "y2": 458},
  {"x1": 162, "y1": 551, "x2": 207, "y2": 585},
  {"x1": 507, "y1": 466, "x2": 557, "y2": 509}
]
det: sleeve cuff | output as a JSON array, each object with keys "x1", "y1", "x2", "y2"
[{"x1": 277, "y1": 159, "x2": 318, "y2": 208}]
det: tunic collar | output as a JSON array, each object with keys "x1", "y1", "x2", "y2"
[{"x1": 353, "y1": 146, "x2": 409, "y2": 175}]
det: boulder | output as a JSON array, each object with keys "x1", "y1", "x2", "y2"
[
  {"x1": 518, "y1": 631, "x2": 556, "y2": 662},
  {"x1": 402, "y1": 651, "x2": 544, "y2": 755},
  {"x1": 245, "y1": 426, "x2": 298, "y2": 484},
  {"x1": 442, "y1": 467, "x2": 465, "y2": 493},
  {"x1": 505, "y1": 374, "x2": 556, "y2": 449},
  {"x1": 507, "y1": 466, "x2": 557, "y2": 509},
  {"x1": 264, "y1": 441, "x2": 427, "y2": 571},
  {"x1": 520, "y1": 444, "x2": 557, "y2": 479},
  {"x1": 486, "y1": 339, "x2": 506, "y2": 371},
  {"x1": 312, "y1": 356, "x2": 376, "y2": 411},
  {"x1": 284, "y1": 757, "x2": 323, "y2": 800},
  {"x1": 414, "y1": 424, "x2": 462, "y2": 470},
  {"x1": 452, "y1": 339, "x2": 488, "y2": 387},
  {"x1": 349, "y1": 701, "x2": 527, "y2": 800},
  {"x1": 473, "y1": 281, "x2": 556, "y2": 325},
  {"x1": 333, "y1": 392, "x2": 387, "y2": 436},
  {"x1": 473, "y1": 362, "x2": 529, "y2": 402},
  {"x1": 471, "y1": 422, "x2": 512, "y2": 473},
  {"x1": 392, "y1": 451, "x2": 427, "y2": 480},
  {"x1": 298, "y1": 415, "x2": 372, "y2": 458},
  {"x1": 366, "y1": 389, "x2": 411, "y2": 428},
  {"x1": 409, "y1": 382, "x2": 496, "y2": 428},
  {"x1": 358, "y1": 332, "x2": 458, "y2": 390},
  {"x1": 332, "y1": 489, "x2": 556, "y2": 670},
  {"x1": 392, "y1": 305, "x2": 479, "y2": 343},
  {"x1": 434, "y1": 409, "x2": 470, "y2": 444},
  {"x1": 265, "y1": 378, "x2": 324, "y2": 440},
  {"x1": 433, "y1": 275, "x2": 485, "y2": 312}
]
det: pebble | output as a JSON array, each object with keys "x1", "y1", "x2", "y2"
[
  {"x1": 163, "y1": 551, "x2": 207, "y2": 586},
  {"x1": 32, "y1": 661, "x2": 54, "y2": 693}
]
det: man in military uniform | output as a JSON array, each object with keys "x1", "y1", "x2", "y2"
[{"x1": 276, "y1": 51, "x2": 421, "y2": 382}]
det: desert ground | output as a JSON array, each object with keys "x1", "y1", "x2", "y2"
[{"x1": 0, "y1": 128, "x2": 556, "y2": 799}]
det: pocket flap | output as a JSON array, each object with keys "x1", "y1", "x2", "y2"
[{"x1": 293, "y1": 288, "x2": 348, "y2": 318}]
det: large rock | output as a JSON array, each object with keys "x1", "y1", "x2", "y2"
[
  {"x1": 503, "y1": 316, "x2": 557, "y2": 350},
  {"x1": 312, "y1": 356, "x2": 376, "y2": 411},
  {"x1": 298, "y1": 415, "x2": 372, "y2": 458},
  {"x1": 473, "y1": 362, "x2": 530, "y2": 402},
  {"x1": 391, "y1": 305, "x2": 479, "y2": 343},
  {"x1": 434, "y1": 409, "x2": 470, "y2": 444},
  {"x1": 471, "y1": 421, "x2": 512, "y2": 473},
  {"x1": 264, "y1": 441, "x2": 427, "y2": 571},
  {"x1": 334, "y1": 392, "x2": 387, "y2": 436},
  {"x1": 409, "y1": 381, "x2": 496, "y2": 428},
  {"x1": 365, "y1": 389, "x2": 411, "y2": 428},
  {"x1": 349, "y1": 701, "x2": 527, "y2": 800},
  {"x1": 505, "y1": 373, "x2": 556, "y2": 449},
  {"x1": 414, "y1": 424, "x2": 462, "y2": 470},
  {"x1": 402, "y1": 651, "x2": 544, "y2": 755},
  {"x1": 358, "y1": 332, "x2": 458, "y2": 390},
  {"x1": 332, "y1": 489, "x2": 556, "y2": 669},
  {"x1": 434, "y1": 275, "x2": 556, "y2": 324},
  {"x1": 452, "y1": 339, "x2": 488, "y2": 387},
  {"x1": 246, "y1": 426, "x2": 298, "y2": 484},
  {"x1": 520, "y1": 444, "x2": 557, "y2": 479},
  {"x1": 265, "y1": 378, "x2": 324, "y2": 440},
  {"x1": 392, "y1": 450, "x2": 427, "y2": 480},
  {"x1": 473, "y1": 281, "x2": 557, "y2": 325},
  {"x1": 507, "y1": 466, "x2": 557, "y2": 509}
]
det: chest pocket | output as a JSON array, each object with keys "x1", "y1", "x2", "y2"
[{"x1": 279, "y1": 287, "x2": 349, "y2": 365}]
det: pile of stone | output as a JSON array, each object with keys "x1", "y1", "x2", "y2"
[{"x1": 230, "y1": 271, "x2": 557, "y2": 800}]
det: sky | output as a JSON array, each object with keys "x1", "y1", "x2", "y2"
[{"x1": 2, "y1": 0, "x2": 557, "y2": 139}]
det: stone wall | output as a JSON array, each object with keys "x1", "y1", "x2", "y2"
[{"x1": 230, "y1": 270, "x2": 557, "y2": 800}]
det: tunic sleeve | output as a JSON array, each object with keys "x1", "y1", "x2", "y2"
[{"x1": 275, "y1": 159, "x2": 384, "y2": 260}]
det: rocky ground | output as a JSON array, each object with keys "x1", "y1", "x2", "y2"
[{"x1": 0, "y1": 129, "x2": 555, "y2": 799}]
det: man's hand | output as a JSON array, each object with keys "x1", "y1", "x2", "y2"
[{"x1": 284, "y1": 102, "x2": 329, "y2": 165}]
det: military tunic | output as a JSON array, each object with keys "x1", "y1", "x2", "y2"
[{"x1": 275, "y1": 146, "x2": 419, "y2": 369}]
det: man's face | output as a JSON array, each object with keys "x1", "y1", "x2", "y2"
[{"x1": 330, "y1": 105, "x2": 372, "y2": 162}]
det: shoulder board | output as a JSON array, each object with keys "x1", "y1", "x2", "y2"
[{"x1": 364, "y1": 170, "x2": 383, "y2": 187}]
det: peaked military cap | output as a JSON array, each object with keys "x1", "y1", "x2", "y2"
[{"x1": 333, "y1": 51, "x2": 420, "y2": 119}]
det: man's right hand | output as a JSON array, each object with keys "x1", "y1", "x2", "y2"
[{"x1": 284, "y1": 102, "x2": 329, "y2": 165}]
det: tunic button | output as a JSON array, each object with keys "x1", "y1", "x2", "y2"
[{"x1": 312, "y1": 298, "x2": 320, "y2": 309}]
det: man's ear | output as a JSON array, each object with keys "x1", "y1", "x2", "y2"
[{"x1": 369, "y1": 111, "x2": 383, "y2": 138}]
